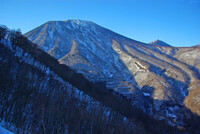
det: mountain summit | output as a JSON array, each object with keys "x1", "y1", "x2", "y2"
[
  {"x1": 193, "y1": 44, "x2": 200, "y2": 47},
  {"x1": 25, "y1": 20, "x2": 200, "y2": 126},
  {"x1": 149, "y1": 39, "x2": 172, "y2": 47}
]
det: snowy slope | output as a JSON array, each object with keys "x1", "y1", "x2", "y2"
[
  {"x1": 148, "y1": 39, "x2": 172, "y2": 47},
  {"x1": 25, "y1": 20, "x2": 200, "y2": 125},
  {"x1": 0, "y1": 126, "x2": 14, "y2": 134},
  {"x1": 1, "y1": 37, "x2": 137, "y2": 133},
  {"x1": 150, "y1": 41, "x2": 200, "y2": 73}
]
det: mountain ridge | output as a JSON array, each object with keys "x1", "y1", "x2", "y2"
[
  {"x1": 148, "y1": 39, "x2": 172, "y2": 47},
  {"x1": 2, "y1": 26, "x2": 192, "y2": 133},
  {"x1": 24, "y1": 20, "x2": 200, "y2": 128},
  {"x1": 194, "y1": 44, "x2": 200, "y2": 47}
]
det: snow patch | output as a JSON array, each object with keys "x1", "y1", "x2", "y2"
[
  {"x1": 166, "y1": 110, "x2": 176, "y2": 118},
  {"x1": 48, "y1": 29, "x2": 54, "y2": 41},
  {"x1": 134, "y1": 62, "x2": 146, "y2": 71},
  {"x1": 1, "y1": 39, "x2": 13, "y2": 50},
  {"x1": 0, "y1": 126, "x2": 14, "y2": 134},
  {"x1": 180, "y1": 88, "x2": 187, "y2": 97},
  {"x1": 71, "y1": 21, "x2": 78, "y2": 29},
  {"x1": 143, "y1": 92, "x2": 151, "y2": 96}
]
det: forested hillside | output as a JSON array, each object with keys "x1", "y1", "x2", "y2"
[
  {"x1": 0, "y1": 26, "x2": 138, "y2": 134},
  {"x1": 0, "y1": 25, "x2": 199, "y2": 133}
]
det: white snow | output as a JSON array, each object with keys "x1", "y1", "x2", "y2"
[
  {"x1": 48, "y1": 29, "x2": 54, "y2": 41},
  {"x1": 71, "y1": 21, "x2": 78, "y2": 29},
  {"x1": 73, "y1": 20, "x2": 81, "y2": 25},
  {"x1": 166, "y1": 110, "x2": 176, "y2": 118},
  {"x1": 55, "y1": 22, "x2": 65, "y2": 35},
  {"x1": 143, "y1": 92, "x2": 151, "y2": 96},
  {"x1": 24, "y1": 21, "x2": 193, "y2": 123},
  {"x1": 1, "y1": 39, "x2": 55, "y2": 77},
  {"x1": 1, "y1": 39, "x2": 13, "y2": 50},
  {"x1": 63, "y1": 23, "x2": 71, "y2": 30},
  {"x1": 135, "y1": 62, "x2": 146, "y2": 71},
  {"x1": 0, "y1": 126, "x2": 14, "y2": 134},
  {"x1": 180, "y1": 88, "x2": 187, "y2": 97}
]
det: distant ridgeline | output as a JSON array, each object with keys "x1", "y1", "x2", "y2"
[{"x1": 0, "y1": 25, "x2": 199, "y2": 133}]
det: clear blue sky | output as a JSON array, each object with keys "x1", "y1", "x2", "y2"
[{"x1": 1, "y1": 0, "x2": 200, "y2": 47}]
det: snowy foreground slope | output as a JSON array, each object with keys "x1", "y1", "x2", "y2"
[
  {"x1": 0, "y1": 37, "x2": 139, "y2": 133},
  {"x1": 2, "y1": 26, "x2": 196, "y2": 133},
  {"x1": 25, "y1": 20, "x2": 200, "y2": 126},
  {"x1": 0, "y1": 126, "x2": 14, "y2": 134},
  {"x1": 1, "y1": 22, "x2": 200, "y2": 133}
]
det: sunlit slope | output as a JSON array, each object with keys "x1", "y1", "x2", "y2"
[{"x1": 25, "y1": 20, "x2": 200, "y2": 122}]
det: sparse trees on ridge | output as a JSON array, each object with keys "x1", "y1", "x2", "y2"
[
  {"x1": 0, "y1": 26, "x2": 138, "y2": 134},
  {"x1": 0, "y1": 25, "x2": 8, "y2": 40}
]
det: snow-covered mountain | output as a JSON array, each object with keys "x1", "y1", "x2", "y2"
[
  {"x1": 25, "y1": 20, "x2": 200, "y2": 127},
  {"x1": 4, "y1": 25, "x2": 196, "y2": 133},
  {"x1": 0, "y1": 126, "x2": 14, "y2": 134},
  {"x1": 0, "y1": 32, "x2": 139, "y2": 134},
  {"x1": 1, "y1": 21, "x2": 200, "y2": 132}
]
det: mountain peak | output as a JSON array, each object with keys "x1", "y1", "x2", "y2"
[
  {"x1": 149, "y1": 39, "x2": 171, "y2": 47},
  {"x1": 64, "y1": 19, "x2": 93, "y2": 24},
  {"x1": 24, "y1": 21, "x2": 200, "y2": 129},
  {"x1": 47, "y1": 19, "x2": 93, "y2": 23},
  {"x1": 43, "y1": 19, "x2": 96, "y2": 29},
  {"x1": 43, "y1": 19, "x2": 98, "y2": 32},
  {"x1": 193, "y1": 44, "x2": 200, "y2": 47},
  {"x1": 64, "y1": 19, "x2": 93, "y2": 26}
]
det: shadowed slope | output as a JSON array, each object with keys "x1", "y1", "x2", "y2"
[{"x1": 25, "y1": 20, "x2": 200, "y2": 127}]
